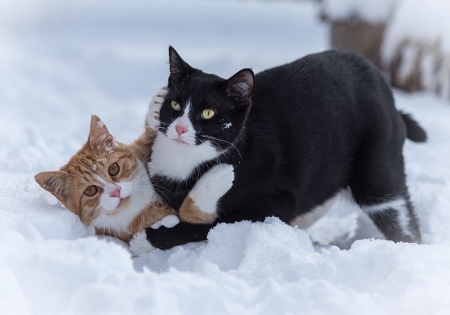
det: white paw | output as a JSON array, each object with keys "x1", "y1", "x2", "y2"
[
  {"x1": 147, "y1": 86, "x2": 168, "y2": 130},
  {"x1": 189, "y1": 164, "x2": 234, "y2": 214},
  {"x1": 129, "y1": 230, "x2": 154, "y2": 256},
  {"x1": 151, "y1": 215, "x2": 180, "y2": 229}
]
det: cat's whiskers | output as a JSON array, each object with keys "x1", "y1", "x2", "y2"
[
  {"x1": 127, "y1": 168, "x2": 170, "y2": 200},
  {"x1": 150, "y1": 184, "x2": 169, "y2": 200},
  {"x1": 81, "y1": 206, "x2": 98, "y2": 225},
  {"x1": 199, "y1": 138, "x2": 224, "y2": 166},
  {"x1": 128, "y1": 166, "x2": 149, "y2": 183},
  {"x1": 193, "y1": 138, "x2": 202, "y2": 181},
  {"x1": 202, "y1": 135, "x2": 242, "y2": 160},
  {"x1": 130, "y1": 168, "x2": 153, "y2": 185},
  {"x1": 129, "y1": 139, "x2": 155, "y2": 155}
]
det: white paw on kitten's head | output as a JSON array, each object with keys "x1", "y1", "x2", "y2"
[{"x1": 147, "y1": 86, "x2": 169, "y2": 130}]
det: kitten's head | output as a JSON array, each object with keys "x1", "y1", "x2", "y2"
[
  {"x1": 35, "y1": 115, "x2": 152, "y2": 229},
  {"x1": 155, "y1": 46, "x2": 254, "y2": 154}
]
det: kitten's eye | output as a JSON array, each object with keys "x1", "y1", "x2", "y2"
[
  {"x1": 201, "y1": 109, "x2": 215, "y2": 119},
  {"x1": 108, "y1": 163, "x2": 120, "y2": 176},
  {"x1": 84, "y1": 185, "x2": 98, "y2": 197},
  {"x1": 171, "y1": 101, "x2": 181, "y2": 111}
]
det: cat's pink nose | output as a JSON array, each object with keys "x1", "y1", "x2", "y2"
[
  {"x1": 175, "y1": 125, "x2": 188, "y2": 136},
  {"x1": 110, "y1": 186, "x2": 121, "y2": 198}
]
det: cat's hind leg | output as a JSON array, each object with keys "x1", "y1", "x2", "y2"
[
  {"x1": 349, "y1": 137, "x2": 421, "y2": 243},
  {"x1": 179, "y1": 164, "x2": 234, "y2": 224}
]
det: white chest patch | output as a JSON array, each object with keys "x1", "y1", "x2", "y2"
[{"x1": 149, "y1": 132, "x2": 219, "y2": 181}]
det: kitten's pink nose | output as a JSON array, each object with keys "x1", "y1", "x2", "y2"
[
  {"x1": 110, "y1": 186, "x2": 121, "y2": 198},
  {"x1": 175, "y1": 125, "x2": 188, "y2": 136}
]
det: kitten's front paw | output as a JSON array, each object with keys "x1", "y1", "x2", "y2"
[
  {"x1": 151, "y1": 215, "x2": 180, "y2": 229},
  {"x1": 188, "y1": 164, "x2": 235, "y2": 215},
  {"x1": 129, "y1": 230, "x2": 154, "y2": 256},
  {"x1": 147, "y1": 86, "x2": 168, "y2": 130},
  {"x1": 151, "y1": 214, "x2": 180, "y2": 230}
]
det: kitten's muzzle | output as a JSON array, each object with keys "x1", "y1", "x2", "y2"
[{"x1": 109, "y1": 186, "x2": 121, "y2": 198}]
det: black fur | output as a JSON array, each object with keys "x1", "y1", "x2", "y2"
[
  {"x1": 146, "y1": 48, "x2": 426, "y2": 249},
  {"x1": 399, "y1": 111, "x2": 427, "y2": 142}
]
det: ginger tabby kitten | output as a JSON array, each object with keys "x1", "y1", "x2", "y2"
[
  {"x1": 35, "y1": 115, "x2": 176, "y2": 243},
  {"x1": 35, "y1": 112, "x2": 233, "y2": 243}
]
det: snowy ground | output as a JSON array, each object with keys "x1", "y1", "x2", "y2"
[{"x1": 1, "y1": 1, "x2": 450, "y2": 314}]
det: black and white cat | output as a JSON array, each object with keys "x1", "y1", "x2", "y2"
[{"x1": 144, "y1": 47, "x2": 427, "y2": 249}]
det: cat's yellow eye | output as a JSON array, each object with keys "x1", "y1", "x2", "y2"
[
  {"x1": 84, "y1": 185, "x2": 98, "y2": 197},
  {"x1": 171, "y1": 101, "x2": 181, "y2": 111},
  {"x1": 201, "y1": 109, "x2": 215, "y2": 119},
  {"x1": 108, "y1": 163, "x2": 120, "y2": 176}
]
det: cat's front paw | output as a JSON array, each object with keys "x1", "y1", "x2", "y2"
[
  {"x1": 151, "y1": 215, "x2": 180, "y2": 229},
  {"x1": 193, "y1": 164, "x2": 235, "y2": 204},
  {"x1": 129, "y1": 230, "x2": 154, "y2": 256},
  {"x1": 147, "y1": 86, "x2": 168, "y2": 130},
  {"x1": 180, "y1": 164, "x2": 234, "y2": 223}
]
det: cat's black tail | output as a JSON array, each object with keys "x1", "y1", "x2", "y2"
[{"x1": 399, "y1": 111, "x2": 427, "y2": 143}]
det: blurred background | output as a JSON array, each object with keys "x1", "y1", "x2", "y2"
[{"x1": 1, "y1": 0, "x2": 449, "y2": 246}]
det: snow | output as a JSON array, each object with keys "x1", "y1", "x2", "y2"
[
  {"x1": 320, "y1": 0, "x2": 398, "y2": 23},
  {"x1": 1, "y1": 0, "x2": 450, "y2": 314}
]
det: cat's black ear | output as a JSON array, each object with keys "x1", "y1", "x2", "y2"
[
  {"x1": 35, "y1": 171, "x2": 70, "y2": 202},
  {"x1": 88, "y1": 115, "x2": 114, "y2": 149},
  {"x1": 168, "y1": 46, "x2": 194, "y2": 83},
  {"x1": 226, "y1": 69, "x2": 255, "y2": 106}
]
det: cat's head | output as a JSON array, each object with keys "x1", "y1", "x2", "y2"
[
  {"x1": 154, "y1": 46, "x2": 254, "y2": 154},
  {"x1": 35, "y1": 115, "x2": 152, "y2": 229}
]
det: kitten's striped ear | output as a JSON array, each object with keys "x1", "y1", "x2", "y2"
[
  {"x1": 168, "y1": 46, "x2": 195, "y2": 83},
  {"x1": 35, "y1": 171, "x2": 70, "y2": 202},
  {"x1": 88, "y1": 115, "x2": 114, "y2": 149},
  {"x1": 226, "y1": 69, "x2": 255, "y2": 106}
]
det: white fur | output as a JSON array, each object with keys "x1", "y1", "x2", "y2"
[
  {"x1": 361, "y1": 197, "x2": 414, "y2": 238},
  {"x1": 147, "y1": 87, "x2": 168, "y2": 130},
  {"x1": 151, "y1": 215, "x2": 180, "y2": 229},
  {"x1": 166, "y1": 101, "x2": 196, "y2": 146},
  {"x1": 96, "y1": 175, "x2": 121, "y2": 212},
  {"x1": 149, "y1": 132, "x2": 218, "y2": 181},
  {"x1": 93, "y1": 162, "x2": 156, "y2": 232},
  {"x1": 129, "y1": 230, "x2": 154, "y2": 256},
  {"x1": 289, "y1": 189, "x2": 343, "y2": 229},
  {"x1": 188, "y1": 164, "x2": 234, "y2": 214}
]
